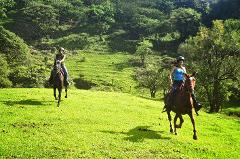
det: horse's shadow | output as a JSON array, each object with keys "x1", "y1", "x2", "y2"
[
  {"x1": 101, "y1": 126, "x2": 170, "y2": 142},
  {"x1": 0, "y1": 99, "x2": 51, "y2": 107}
]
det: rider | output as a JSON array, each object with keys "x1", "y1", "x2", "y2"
[
  {"x1": 167, "y1": 56, "x2": 201, "y2": 114},
  {"x1": 169, "y1": 56, "x2": 186, "y2": 94},
  {"x1": 49, "y1": 47, "x2": 69, "y2": 86}
]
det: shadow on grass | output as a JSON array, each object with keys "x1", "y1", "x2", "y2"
[
  {"x1": 0, "y1": 99, "x2": 51, "y2": 106},
  {"x1": 139, "y1": 96, "x2": 163, "y2": 102},
  {"x1": 101, "y1": 126, "x2": 170, "y2": 142},
  {"x1": 73, "y1": 74, "x2": 96, "y2": 89},
  {"x1": 114, "y1": 59, "x2": 142, "y2": 71}
]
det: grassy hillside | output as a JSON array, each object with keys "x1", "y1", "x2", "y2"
[
  {"x1": 0, "y1": 88, "x2": 239, "y2": 158},
  {"x1": 65, "y1": 51, "x2": 160, "y2": 97},
  {"x1": 66, "y1": 51, "x2": 137, "y2": 91}
]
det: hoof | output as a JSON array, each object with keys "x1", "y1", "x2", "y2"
[
  {"x1": 175, "y1": 132, "x2": 177, "y2": 135},
  {"x1": 193, "y1": 135, "x2": 198, "y2": 140},
  {"x1": 65, "y1": 96, "x2": 67, "y2": 98},
  {"x1": 170, "y1": 129, "x2": 173, "y2": 133}
]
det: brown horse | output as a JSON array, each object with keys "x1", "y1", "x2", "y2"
[
  {"x1": 164, "y1": 73, "x2": 198, "y2": 140},
  {"x1": 53, "y1": 60, "x2": 68, "y2": 107}
]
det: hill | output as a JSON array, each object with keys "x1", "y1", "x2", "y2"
[{"x1": 0, "y1": 88, "x2": 239, "y2": 158}]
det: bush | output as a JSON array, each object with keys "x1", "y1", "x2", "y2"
[
  {"x1": 0, "y1": 54, "x2": 12, "y2": 88},
  {"x1": 53, "y1": 33, "x2": 90, "y2": 50},
  {"x1": 228, "y1": 84, "x2": 240, "y2": 102},
  {"x1": 9, "y1": 65, "x2": 46, "y2": 88},
  {"x1": 0, "y1": 26, "x2": 30, "y2": 66}
]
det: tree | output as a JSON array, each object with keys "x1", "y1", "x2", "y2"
[
  {"x1": 158, "y1": 56, "x2": 175, "y2": 95},
  {"x1": 8, "y1": 3, "x2": 59, "y2": 40},
  {"x1": 136, "y1": 39, "x2": 153, "y2": 66},
  {"x1": 170, "y1": 8, "x2": 201, "y2": 40},
  {"x1": 0, "y1": 0, "x2": 15, "y2": 19},
  {"x1": 87, "y1": 0, "x2": 115, "y2": 40},
  {"x1": 209, "y1": 0, "x2": 240, "y2": 20},
  {"x1": 135, "y1": 55, "x2": 174, "y2": 98},
  {"x1": 179, "y1": 20, "x2": 240, "y2": 112},
  {"x1": 136, "y1": 65, "x2": 161, "y2": 98},
  {"x1": 156, "y1": 0, "x2": 175, "y2": 13}
]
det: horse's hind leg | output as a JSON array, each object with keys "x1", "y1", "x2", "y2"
[
  {"x1": 167, "y1": 111, "x2": 173, "y2": 133},
  {"x1": 65, "y1": 87, "x2": 67, "y2": 98},
  {"x1": 188, "y1": 112, "x2": 197, "y2": 140}
]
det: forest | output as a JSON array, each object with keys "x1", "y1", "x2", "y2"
[{"x1": 0, "y1": 0, "x2": 240, "y2": 112}]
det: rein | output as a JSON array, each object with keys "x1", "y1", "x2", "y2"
[{"x1": 184, "y1": 77, "x2": 195, "y2": 94}]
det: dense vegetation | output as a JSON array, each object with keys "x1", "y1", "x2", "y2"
[{"x1": 0, "y1": 0, "x2": 239, "y2": 112}]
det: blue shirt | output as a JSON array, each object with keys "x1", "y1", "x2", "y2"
[{"x1": 173, "y1": 67, "x2": 186, "y2": 81}]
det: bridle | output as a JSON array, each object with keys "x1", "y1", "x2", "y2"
[{"x1": 184, "y1": 76, "x2": 195, "y2": 93}]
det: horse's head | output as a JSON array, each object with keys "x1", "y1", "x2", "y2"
[
  {"x1": 184, "y1": 73, "x2": 196, "y2": 93},
  {"x1": 54, "y1": 60, "x2": 62, "y2": 73}
]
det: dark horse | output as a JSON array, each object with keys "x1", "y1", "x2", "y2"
[
  {"x1": 53, "y1": 60, "x2": 68, "y2": 107},
  {"x1": 164, "y1": 73, "x2": 198, "y2": 140}
]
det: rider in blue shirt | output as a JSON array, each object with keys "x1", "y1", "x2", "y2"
[
  {"x1": 170, "y1": 56, "x2": 186, "y2": 92},
  {"x1": 166, "y1": 56, "x2": 201, "y2": 114}
]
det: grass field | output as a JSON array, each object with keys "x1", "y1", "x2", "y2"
[
  {"x1": 0, "y1": 88, "x2": 239, "y2": 158},
  {"x1": 66, "y1": 51, "x2": 138, "y2": 92}
]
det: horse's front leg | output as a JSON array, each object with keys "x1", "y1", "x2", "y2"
[
  {"x1": 188, "y1": 112, "x2": 197, "y2": 140},
  {"x1": 65, "y1": 87, "x2": 68, "y2": 98},
  {"x1": 178, "y1": 115, "x2": 184, "y2": 128},
  {"x1": 174, "y1": 114, "x2": 179, "y2": 135},
  {"x1": 167, "y1": 111, "x2": 173, "y2": 133},
  {"x1": 57, "y1": 88, "x2": 62, "y2": 107},
  {"x1": 54, "y1": 88, "x2": 57, "y2": 100}
]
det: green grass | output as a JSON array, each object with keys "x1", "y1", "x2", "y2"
[
  {"x1": 66, "y1": 51, "x2": 140, "y2": 93},
  {"x1": 65, "y1": 51, "x2": 163, "y2": 98},
  {"x1": 0, "y1": 88, "x2": 239, "y2": 158}
]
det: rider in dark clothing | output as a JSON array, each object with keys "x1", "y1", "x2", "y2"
[{"x1": 49, "y1": 47, "x2": 69, "y2": 86}]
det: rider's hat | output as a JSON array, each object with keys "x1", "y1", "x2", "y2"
[
  {"x1": 176, "y1": 56, "x2": 185, "y2": 62},
  {"x1": 59, "y1": 47, "x2": 65, "y2": 52}
]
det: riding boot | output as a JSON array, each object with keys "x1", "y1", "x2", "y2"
[
  {"x1": 62, "y1": 65, "x2": 69, "y2": 86},
  {"x1": 191, "y1": 93, "x2": 202, "y2": 114}
]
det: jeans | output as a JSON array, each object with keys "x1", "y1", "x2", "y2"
[{"x1": 61, "y1": 64, "x2": 68, "y2": 81}]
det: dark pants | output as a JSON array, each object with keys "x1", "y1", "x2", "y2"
[
  {"x1": 171, "y1": 80, "x2": 184, "y2": 94},
  {"x1": 61, "y1": 65, "x2": 69, "y2": 81}
]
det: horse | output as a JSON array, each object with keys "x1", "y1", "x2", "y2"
[
  {"x1": 52, "y1": 60, "x2": 68, "y2": 107},
  {"x1": 164, "y1": 73, "x2": 198, "y2": 140}
]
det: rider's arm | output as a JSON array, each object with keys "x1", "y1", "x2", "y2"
[
  {"x1": 60, "y1": 54, "x2": 66, "y2": 63},
  {"x1": 182, "y1": 66, "x2": 187, "y2": 74}
]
